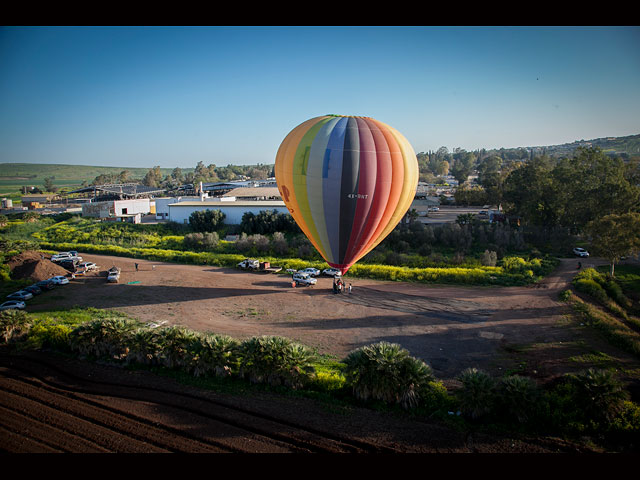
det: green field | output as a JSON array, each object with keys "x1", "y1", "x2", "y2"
[{"x1": 0, "y1": 163, "x2": 182, "y2": 199}]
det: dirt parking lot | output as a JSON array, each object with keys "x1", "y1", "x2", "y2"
[
  {"x1": 7, "y1": 252, "x2": 640, "y2": 453},
  {"x1": 26, "y1": 253, "x2": 640, "y2": 388}
]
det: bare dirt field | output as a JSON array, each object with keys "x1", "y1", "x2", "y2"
[
  {"x1": 3, "y1": 253, "x2": 640, "y2": 453},
  {"x1": 26, "y1": 253, "x2": 640, "y2": 387}
]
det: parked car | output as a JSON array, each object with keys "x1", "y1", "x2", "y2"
[
  {"x1": 7, "y1": 290, "x2": 33, "y2": 301},
  {"x1": 35, "y1": 280, "x2": 56, "y2": 290},
  {"x1": 78, "y1": 262, "x2": 98, "y2": 271},
  {"x1": 299, "y1": 267, "x2": 320, "y2": 277},
  {"x1": 0, "y1": 300, "x2": 26, "y2": 311},
  {"x1": 23, "y1": 285, "x2": 42, "y2": 295},
  {"x1": 322, "y1": 268, "x2": 342, "y2": 277},
  {"x1": 573, "y1": 247, "x2": 590, "y2": 258},
  {"x1": 49, "y1": 276, "x2": 69, "y2": 285},
  {"x1": 292, "y1": 272, "x2": 317, "y2": 286},
  {"x1": 51, "y1": 252, "x2": 83, "y2": 263},
  {"x1": 107, "y1": 267, "x2": 121, "y2": 283}
]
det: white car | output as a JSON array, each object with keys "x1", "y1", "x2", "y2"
[
  {"x1": 0, "y1": 300, "x2": 26, "y2": 310},
  {"x1": 299, "y1": 267, "x2": 320, "y2": 277},
  {"x1": 322, "y1": 268, "x2": 342, "y2": 277},
  {"x1": 51, "y1": 252, "x2": 83, "y2": 263},
  {"x1": 573, "y1": 247, "x2": 590, "y2": 258},
  {"x1": 49, "y1": 276, "x2": 70, "y2": 285},
  {"x1": 292, "y1": 272, "x2": 317, "y2": 286},
  {"x1": 6, "y1": 290, "x2": 33, "y2": 301},
  {"x1": 78, "y1": 262, "x2": 98, "y2": 271}
]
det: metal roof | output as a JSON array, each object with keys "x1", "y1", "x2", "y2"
[{"x1": 67, "y1": 184, "x2": 165, "y2": 196}]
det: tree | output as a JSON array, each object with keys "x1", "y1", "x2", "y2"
[
  {"x1": 43, "y1": 176, "x2": 57, "y2": 193},
  {"x1": 586, "y1": 212, "x2": 640, "y2": 276},
  {"x1": 553, "y1": 148, "x2": 640, "y2": 233},
  {"x1": 188, "y1": 209, "x2": 226, "y2": 232},
  {"x1": 119, "y1": 170, "x2": 131, "y2": 183},
  {"x1": 450, "y1": 151, "x2": 476, "y2": 185},
  {"x1": 142, "y1": 166, "x2": 162, "y2": 187},
  {"x1": 502, "y1": 155, "x2": 559, "y2": 227}
]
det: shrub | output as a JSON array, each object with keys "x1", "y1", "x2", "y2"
[
  {"x1": 188, "y1": 333, "x2": 241, "y2": 378},
  {"x1": 25, "y1": 323, "x2": 73, "y2": 351},
  {"x1": 126, "y1": 327, "x2": 165, "y2": 366},
  {"x1": 239, "y1": 335, "x2": 317, "y2": 389},
  {"x1": 68, "y1": 318, "x2": 142, "y2": 360},
  {"x1": 343, "y1": 342, "x2": 436, "y2": 410},
  {"x1": 455, "y1": 368, "x2": 496, "y2": 420},
  {"x1": 0, "y1": 309, "x2": 31, "y2": 344},
  {"x1": 568, "y1": 368, "x2": 629, "y2": 426},
  {"x1": 573, "y1": 277, "x2": 609, "y2": 305},
  {"x1": 183, "y1": 232, "x2": 220, "y2": 251},
  {"x1": 189, "y1": 209, "x2": 225, "y2": 232},
  {"x1": 603, "y1": 279, "x2": 631, "y2": 309},
  {"x1": 559, "y1": 289, "x2": 572, "y2": 302},
  {"x1": 481, "y1": 250, "x2": 497, "y2": 267},
  {"x1": 497, "y1": 375, "x2": 542, "y2": 424},
  {"x1": 501, "y1": 256, "x2": 527, "y2": 273},
  {"x1": 153, "y1": 326, "x2": 201, "y2": 370}
]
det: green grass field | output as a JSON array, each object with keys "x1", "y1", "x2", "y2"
[{"x1": 0, "y1": 163, "x2": 181, "y2": 199}]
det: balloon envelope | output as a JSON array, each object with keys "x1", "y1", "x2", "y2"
[{"x1": 275, "y1": 115, "x2": 419, "y2": 274}]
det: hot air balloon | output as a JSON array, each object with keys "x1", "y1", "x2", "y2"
[{"x1": 275, "y1": 115, "x2": 419, "y2": 275}]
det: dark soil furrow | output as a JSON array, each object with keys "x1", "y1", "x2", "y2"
[
  {"x1": 0, "y1": 378, "x2": 173, "y2": 453},
  {"x1": 1, "y1": 351, "x2": 394, "y2": 453},
  {"x1": 0, "y1": 355, "x2": 380, "y2": 453},
  {"x1": 0, "y1": 423, "x2": 65, "y2": 453},
  {"x1": 0, "y1": 404, "x2": 109, "y2": 453}
]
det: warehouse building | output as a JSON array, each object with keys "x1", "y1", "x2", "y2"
[{"x1": 167, "y1": 198, "x2": 288, "y2": 225}]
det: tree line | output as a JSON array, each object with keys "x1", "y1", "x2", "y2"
[{"x1": 88, "y1": 162, "x2": 274, "y2": 190}]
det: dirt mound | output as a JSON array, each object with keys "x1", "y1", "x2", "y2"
[{"x1": 7, "y1": 251, "x2": 70, "y2": 282}]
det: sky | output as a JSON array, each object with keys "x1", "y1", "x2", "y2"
[{"x1": 1, "y1": 26, "x2": 639, "y2": 169}]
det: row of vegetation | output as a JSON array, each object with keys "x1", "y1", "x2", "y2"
[
  {"x1": 1, "y1": 210, "x2": 558, "y2": 288},
  {"x1": 566, "y1": 267, "x2": 640, "y2": 358},
  {"x1": 1, "y1": 307, "x2": 638, "y2": 445}
]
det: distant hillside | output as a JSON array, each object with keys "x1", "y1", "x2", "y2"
[
  {"x1": 525, "y1": 134, "x2": 640, "y2": 158},
  {"x1": 1, "y1": 133, "x2": 638, "y2": 196},
  {"x1": 0, "y1": 164, "x2": 184, "y2": 195}
]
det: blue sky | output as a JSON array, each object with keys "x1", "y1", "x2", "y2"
[{"x1": 1, "y1": 26, "x2": 639, "y2": 169}]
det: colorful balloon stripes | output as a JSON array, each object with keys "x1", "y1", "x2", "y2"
[{"x1": 275, "y1": 115, "x2": 419, "y2": 275}]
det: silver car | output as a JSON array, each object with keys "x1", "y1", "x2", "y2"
[
  {"x1": 6, "y1": 290, "x2": 33, "y2": 301},
  {"x1": 0, "y1": 300, "x2": 26, "y2": 310}
]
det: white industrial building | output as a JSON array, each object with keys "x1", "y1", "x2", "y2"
[
  {"x1": 82, "y1": 198, "x2": 151, "y2": 223},
  {"x1": 166, "y1": 198, "x2": 288, "y2": 225}
]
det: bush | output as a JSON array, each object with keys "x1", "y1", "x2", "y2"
[
  {"x1": 188, "y1": 333, "x2": 241, "y2": 378},
  {"x1": 183, "y1": 232, "x2": 220, "y2": 251},
  {"x1": 152, "y1": 326, "x2": 201, "y2": 370},
  {"x1": 568, "y1": 368, "x2": 628, "y2": 426},
  {"x1": 455, "y1": 368, "x2": 496, "y2": 420},
  {"x1": 68, "y1": 318, "x2": 142, "y2": 360},
  {"x1": 189, "y1": 209, "x2": 225, "y2": 232},
  {"x1": 497, "y1": 375, "x2": 542, "y2": 424},
  {"x1": 481, "y1": 250, "x2": 497, "y2": 267},
  {"x1": 559, "y1": 289, "x2": 572, "y2": 302},
  {"x1": 0, "y1": 309, "x2": 31, "y2": 344},
  {"x1": 573, "y1": 278, "x2": 609, "y2": 305},
  {"x1": 343, "y1": 342, "x2": 437, "y2": 410},
  {"x1": 239, "y1": 335, "x2": 317, "y2": 389}
]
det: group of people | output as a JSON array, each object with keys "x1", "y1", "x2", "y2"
[{"x1": 333, "y1": 277, "x2": 352, "y2": 294}]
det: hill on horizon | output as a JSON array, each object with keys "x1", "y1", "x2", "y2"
[{"x1": 1, "y1": 133, "x2": 638, "y2": 196}]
